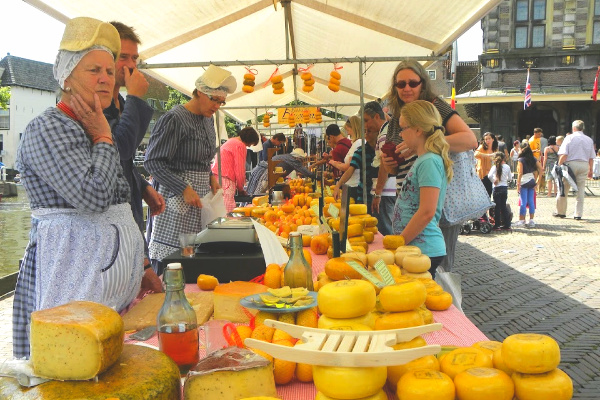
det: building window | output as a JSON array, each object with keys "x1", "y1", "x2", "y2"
[
  {"x1": 562, "y1": 55, "x2": 576, "y2": 65},
  {"x1": 514, "y1": 0, "x2": 546, "y2": 48},
  {"x1": 149, "y1": 119, "x2": 156, "y2": 133},
  {"x1": 160, "y1": 100, "x2": 167, "y2": 110},
  {"x1": 0, "y1": 109, "x2": 9, "y2": 130},
  {"x1": 426, "y1": 70, "x2": 436, "y2": 80},
  {"x1": 147, "y1": 98, "x2": 158, "y2": 109}
]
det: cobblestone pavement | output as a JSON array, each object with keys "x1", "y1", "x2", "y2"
[
  {"x1": 0, "y1": 184, "x2": 599, "y2": 397},
  {"x1": 455, "y1": 186, "x2": 600, "y2": 399}
]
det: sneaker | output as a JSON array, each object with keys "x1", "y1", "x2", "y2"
[
  {"x1": 552, "y1": 213, "x2": 566, "y2": 218},
  {"x1": 493, "y1": 226, "x2": 502, "y2": 231},
  {"x1": 528, "y1": 220, "x2": 535, "y2": 228},
  {"x1": 514, "y1": 220, "x2": 525, "y2": 227}
]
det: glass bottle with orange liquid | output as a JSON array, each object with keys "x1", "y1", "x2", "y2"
[
  {"x1": 157, "y1": 262, "x2": 199, "y2": 374},
  {"x1": 283, "y1": 232, "x2": 314, "y2": 290}
]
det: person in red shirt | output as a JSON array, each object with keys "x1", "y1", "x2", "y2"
[{"x1": 325, "y1": 124, "x2": 352, "y2": 179}]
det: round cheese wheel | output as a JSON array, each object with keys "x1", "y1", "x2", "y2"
[
  {"x1": 363, "y1": 216, "x2": 378, "y2": 227},
  {"x1": 0, "y1": 345, "x2": 180, "y2": 399},
  {"x1": 395, "y1": 246, "x2": 422, "y2": 266},
  {"x1": 271, "y1": 75, "x2": 283, "y2": 83},
  {"x1": 330, "y1": 70, "x2": 342, "y2": 80},
  {"x1": 492, "y1": 347, "x2": 514, "y2": 376},
  {"x1": 349, "y1": 204, "x2": 367, "y2": 215},
  {"x1": 340, "y1": 252, "x2": 368, "y2": 265},
  {"x1": 367, "y1": 249, "x2": 395, "y2": 267},
  {"x1": 379, "y1": 280, "x2": 427, "y2": 312},
  {"x1": 512, "y1": 368, "x2": 573, "y2": 400},
  {"x1": 313, "y1": 366, "x2": 387, "y2": 399},
  {"x1": 472, "y1": 340, "x2": 503, "y2": 360},
  {"x1": 402, "y1": 254, "x2": 431, "y2": 273},
  {"x1": 316, "y1": 389, "x2": 387, "y2": 400},
  {"x1": 387, "y1": 355, "x2": 440, "y2": 391},
  {"x1": 383, "y1": 234, "x2": 405, "y2": 250},
  {"x1": 318, "y1": 312, "x2": 377, "y2": 330},
  {"x1": 440, "y1": 347, "x2": 493, "y2": 379},
  {"x1": 317, "y1": 279, "x2": 376, "y2": 318},
  {"x1": 302, "y1": 85, "x2": 314, "y2": 92},
  {"x1": 272, "y1": 88, "x2": 284, "y2": 94},
  {"x1": 324, "y1": 257, "x2": 364, "y2": 281},
  {"x1": 502, "y1": 333, "x2": 560, "y2": 374},
  {"x1": 425, "y1": 290, "x2": 453, "y2": 311},
  {"x1": 374, "y1": 310, "x2": 424, "y2": 330},
  {"x1": 397, "y1": 369, "x2": 455, "y2": 400},
  {"x1": 454, "y1": 367, "x2": 514, "y2": 400},
  {"x1": 418, "y1": 306, "x2": 434, "y2": 324},
  {"x1": 401, "y1": 269, "x2": 432, "y2": 280}
]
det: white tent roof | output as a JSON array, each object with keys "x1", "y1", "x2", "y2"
[{"x1": 27, "y1": 0, "x2": 500, "y2": 124}]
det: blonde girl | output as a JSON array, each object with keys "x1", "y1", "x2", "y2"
[
  {"x1": 329, "y1": 115, "x2": 364, "y2": 188},
  {"x1": 392, "y1": 100, "x2": 452, "y2": 278}
]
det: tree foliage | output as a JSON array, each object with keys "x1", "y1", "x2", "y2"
[
  {"x1": 0, "y1": 87, "x2": 10, "y2": 110},
  {"x1": 164, "y1": 87, "x2": 190, "y2": 111}
]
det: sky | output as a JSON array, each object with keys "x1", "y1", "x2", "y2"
[{"x1": 1, "y1": 0, "x2": 484, "y2": 65}]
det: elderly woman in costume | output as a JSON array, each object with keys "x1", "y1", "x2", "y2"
[
  {"x1": 13, "y1": 17, "x2": 146, "y2": 358},
  {"x1": 145, "y1": 65, "x2": 233, "y2": 271},
  {"x1": 246, "y1": 148, "x2": 316, "y2": 195}
]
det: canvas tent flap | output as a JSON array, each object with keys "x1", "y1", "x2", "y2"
[{"x1": 26, "y1": 0, "x2": 501, "y2": 122}]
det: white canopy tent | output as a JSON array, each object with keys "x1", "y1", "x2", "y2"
[{"x1": 26, "y1": 0, "x2": 501, "y2": 126}]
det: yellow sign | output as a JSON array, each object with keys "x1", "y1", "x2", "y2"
[{"x1": 277, "y1": 107, "x2": 319, "y2": 124}]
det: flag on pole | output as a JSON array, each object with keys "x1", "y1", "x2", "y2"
[
  {"x1": 592, "y1": 66, "x2": 599, "y2": 101},
  {"x1": 524, "y1": 68, "x2": 531, "y2": 110},
  {"x1": 450, "y1": 86, "x2": 456, "y2": 109}
]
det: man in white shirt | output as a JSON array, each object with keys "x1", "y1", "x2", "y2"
[{"x1": 554, "y1": 120, "x2": 596, "y2": 220}]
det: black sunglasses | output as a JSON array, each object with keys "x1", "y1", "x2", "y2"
[{"x1": 394, "y1": 79, "x2": 422, "y2": 89}]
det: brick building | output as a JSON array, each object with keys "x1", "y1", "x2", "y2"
[{"x1": 458, "y1": 0, "x2": 600, "y2": 146}]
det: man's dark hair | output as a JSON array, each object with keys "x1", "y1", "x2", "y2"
[
  {"x1": 363, "y1": 101, "x2": 385, "y2": 120},
  {"x1": 272, "y1": 133, "x2": 286, "y2": 142},
  {"x1": 325, "y1": 124, "x2": 341, "y2": 137},
  {"x1": 239, "y1": 127, "x2": 259, "y2": 146},
  {"x1": 110, "y1": 21, "x2": 141, "y2": 44}
]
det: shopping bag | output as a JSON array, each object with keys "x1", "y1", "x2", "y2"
[
  {"x1": 440, "y1": 150, "x2": 494, "y2": 226},
  {"x1": 434, "y1": 266, "x2": 463, "y2": 313},
  {"x1": 201, "y1": 189, "x2": 227, "y2": 230}
]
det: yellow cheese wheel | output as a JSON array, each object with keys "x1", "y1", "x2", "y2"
[
  {"x1": 340, "y1": 252, "x2": 368, "y2": 265},
  {"x1": 363, "y1": 230, "x2": 375, "y2": 243},
  {"x1": 302, "y1": 85, "x2": 314, "y2": 92},
  {"x1": 313, "y1": 365, "x2": 387, "y2": 399},
  {"x1": 317, "y1": 279, "x2": 376, "y2": 318},
  {"x1": 471, "y1": 340, "x2": 502, "y2": 360},
  {"x1": 374, "y1": 310, "x2": 424, "y2": 330},
  {"x1": 329, "y1": 77, "x2": 341, "y2": 86},
  {"x1": 347, "y1": 223, "x2": 364, "y2": 237},
  {"x1": 492, "y1": 347, "x2": 515, "y2": 376},
  {"x1": 454, "y1": 367, "x2": 514, "y2": 400},
  {"x1": 30, "y1": 301, "x2": 124, "y2": 380},
  {"x1": 425, "y1": 290, "x2": 453, "y2": 311},
  {"x1": 271, "y1": 75, "x2": 283, "y2": 83},
  {"x1": 242, "y1": 85, "x2": 254, "y2": 93},
  {"x1": 401, "y1": 269, "x2": 433, "y2": 280},
  {"x1": 418, "y1": 306, "x2": 434, "y2": 324},
  {"x1": 364, "y1": 226, "x2": 379, "y2": 233},
  {"x1": 502, "y1": 333, "x2": 560, "y2": 374},
  {"x1": 367, "y1": 249, "x2": 395, "y2": 267},
  {"x1": 243, "y1": 73, "x2": 256, "y2": 81},
  {"x1": 318, "y1": 312, "x2": 377, "y2": 330},
  {"x1": 395, "y1": 246, "x2": 422, "y2": 266},
  {"x1": 402, "y1": 254, "x2": 431, "y2": 273},
  {"x1": 349, "y1": 204, "x2": 367, "y2": 215},
  {"x1": 387, "y1": 355, "x2": 440, "y2": 391},
  {"x1": 0, "y1": 345, "x2": 180, "y2": 400},
  {"x1": 391, "y1": 336, "x2": 428, "y2": 350},
  {"x1": 316, "y1": 389, "x2": 387, "y2": 400},
  {"x1": 512, "y1": 368, "x2": 573, "y2": 400},
  {"x1": 397, "y1": 369, "x2": 455, "y2": 400},
  {"x1": 363, "y1": 216, "x2": 378, "y2": 227},
  {"x1": 330, "y1": 70, "x2": 342, "y2": 80},
  {"x1": 383, "y1": 234, "x2": 405, "y2": 250},
  {"x1": 379, "y1": 280, "x2": 427, "y2": 312},
  {"x1": 272, "y1": 88, "x2": 284, "y2": 94},
  {"x1": 440, "y1": 347, "x2": 493, "y2": 379},
  {"x1": 324, "y1": 257, "x2": 364, "y2": 280}
]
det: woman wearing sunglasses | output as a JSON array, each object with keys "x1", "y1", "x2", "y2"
[{"x1": 381, "y1": 60, "x2": 477, "y2": 273}]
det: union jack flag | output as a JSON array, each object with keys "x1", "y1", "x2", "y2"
[{"x1": 524, "y1": 68, "x2": 531, "y2": 110}]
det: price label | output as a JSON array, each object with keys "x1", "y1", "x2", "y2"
[
  {"x1": 347, "y1": 261, "x2": 385, "y2": 288},
  {"x1": 310, "y1": 203, "x2": 320, "y2": 218},
  {"x1": 346, "y1": 240, "x2": 353, "y2": 251},
  {"x1": 373, "y1": 259, "x2": 395, "y2": 286},
  {"x1": 320, "y1": 216, "x2": 333, "y2": 233},
  {"x1": 328, "y1": 203, "x2": 339, "y2": 218},
  {"x1": 324, "y1": 186, "x2": 333, "y2": 197}
]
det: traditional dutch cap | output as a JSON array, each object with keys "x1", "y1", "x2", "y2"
[
  {"x1": 291, "y1": 148, "x2": 307, "y2": 158},
  {"x1": 195, "y1": 64, "x2": 237, "y2": 97},
  {"x1": 59, "y1": 17, "x2": 121, "y2": 59}
]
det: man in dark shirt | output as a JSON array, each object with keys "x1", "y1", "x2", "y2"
[
  {"x1": 104, "y1": 22, "x2": 164, "y2": 292},
  {"x1": 326, "y1": 124, "x2": 352, "y2": 179},
  {"x1": 259, "y1": 132, "x2": 286, "y2": 162}
]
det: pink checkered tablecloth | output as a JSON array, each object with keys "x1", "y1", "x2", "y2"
[{"x1": 126, "y1": 233, "x2": 487, "y2": 400}]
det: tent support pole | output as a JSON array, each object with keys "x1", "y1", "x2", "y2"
[
  {"x1": 359, "y1": 61, "x2": 366, "y2": 206},
  {"x1": 216, "y1": 111, "x2": 222, "y2": 187}
]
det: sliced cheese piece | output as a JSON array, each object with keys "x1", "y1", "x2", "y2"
[
  {"x1": 184, "y1": 348, "x2": 277, "y2": 400},
  {"x1": 0, "y1": 345, "x2": 180, "y2": 399},
  {"x1": 213, "y1": 281, "x2": 267, "y2": 323},
  {"x1": 30, "y1": 301, "x2": 123, "y2": 380}
]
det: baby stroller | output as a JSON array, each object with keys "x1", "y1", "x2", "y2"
[{"x1": 460, "y1": 216, "x2": 494, "y2": 235}]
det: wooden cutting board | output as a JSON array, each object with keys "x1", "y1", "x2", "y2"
[{"x1": 123, "y1": 291, "x2": 214, "y2": 331}]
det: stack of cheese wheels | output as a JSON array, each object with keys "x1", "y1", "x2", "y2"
[
  {"x1": 328, "y1": 70, "x2": 341, "y2": 92},
  {"x1": 271, "y1": 74, "x2": 284, "y2": 94},
  {"x1": 347, "y1": 204, "x2": 378, "y2": 252},
  {"x1": 387, "y1": 336, "x2": 439, "y2": 391},
  {"x1": 301, "y1": 71, "x2": 315, "y2": 92},
  {"x1": 375, "y1": 279, "x2": 426, "y2": 331},
  {"x1": 315, "y1": 109, "x2": 323, "y2": 123},
  {"x1": 262, "y1": 113, "x2": 270, "y2": 127},
  {"x1": 242, "y1": 73, "x2": 255, "y2": 93},
  {"x1": 317, "y1": 279, "x2": 376, "y2": 331},
  {"x1": 501, "y1": 333, "x2": 573, "y2": 400}
]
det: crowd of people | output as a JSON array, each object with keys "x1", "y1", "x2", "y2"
[{"x1": 11, "y1": 16, "x2": 598, "y2": 359}]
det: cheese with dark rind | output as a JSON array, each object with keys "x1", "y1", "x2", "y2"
[
  {"x1": 30, "y1": 301, "x2": 124, "y2": 380},
  {"x1": 0, "y1": 344, "x2": 181, "y2": 399},
  {"x1": 184, "y1": 347, "x2": 277, "y2": 400}
]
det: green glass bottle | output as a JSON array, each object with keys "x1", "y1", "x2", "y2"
[{"x1": 283, "y1": 232, "x2": 314, "y2": 290}]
